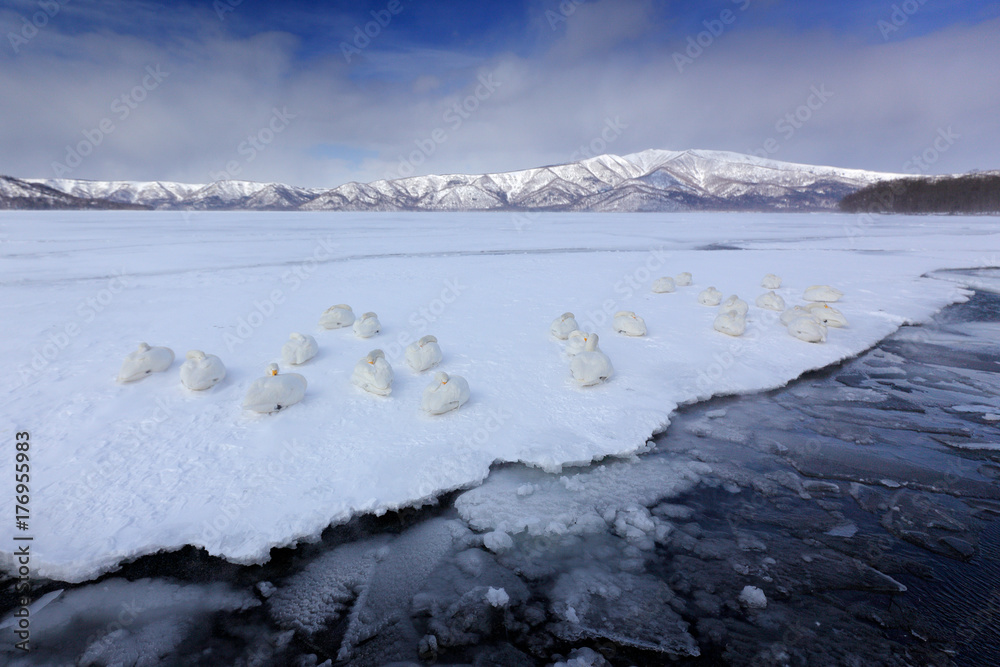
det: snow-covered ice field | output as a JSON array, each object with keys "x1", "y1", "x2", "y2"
[{"x1": 1, "y1": 211, "x2": 998, "y2": 583}]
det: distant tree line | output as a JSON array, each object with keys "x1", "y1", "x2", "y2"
[{"x1": 839, "y1": 173, "x2": 1000, "y2": 214}]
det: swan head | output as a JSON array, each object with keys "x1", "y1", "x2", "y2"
[
  {"x1": 614, "y1": 311, "x2": 632, "y2": 318},
  {"x1": 434, "y1": 371, "x2": 450, "y2": 384},
  {"x1": 366, "y1": 349, "x2": 385, "y2": 363},
  {"x1": 186, "y1": 350, "x2": 206, "y2": 361},
  {"x1": 290, "y1": 332, "x2": 306, "y2": 341},
  {"x1": 266, "y1": 363, "x2": 280, "y2": 376},
  {"x1": 561, "y1": 312, "x2": 574, "y2": 320},
  {"x1": 361, "y1": 312, "x2": 377, "y2": 321},
  {"x1": 335, "y1": 304, "x2": 351, "y2": 310},
  {"x1": 586, "y1": 333, "x2": 599, "y2": 350},
  {"x1": 420, "y1": 335, "x2": 437, "y2": 345},
  {"x1": 137, "y1": 342, "x2": 151, "y2": 352}
]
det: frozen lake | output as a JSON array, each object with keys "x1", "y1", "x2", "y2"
[{"x1": 1, "y1": 211, "x2": 999, "y2": 664}]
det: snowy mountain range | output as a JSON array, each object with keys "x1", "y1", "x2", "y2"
[{"x1": 5, "y1": 149, "x2": 907, "y2": 212}]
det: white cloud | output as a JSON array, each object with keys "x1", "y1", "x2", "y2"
[{"x1": 0, "y1": 4, "x2": 997, "y2": 188}]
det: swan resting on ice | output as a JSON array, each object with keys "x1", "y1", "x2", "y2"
[
  {"x1": 570, "y1": 333, "x2": 613, "y2": 386},
  {"x1": 698, "y1": 287, "x2": 723, "y2": 306},
  {"x1": 354, "y1": 312, "x2": 382, "y2": 338},
  {"x1": 780, "y1": 306, "x2": 818, "y2": 326},
  {"x1": 243, "y1": 363, "x2": 306, "y2": 413},
  {"x1": 352, "y1": 349, "x2": 394, "y2": 396},
  {"x1": 613, "y1": 311, "x2": 647, "y2": 337},
  {"x1": 651, "y1": 277, "x2": 676, "y2": 293},
  {"x1": 117, "y1": 343, "x2": 174, "y2": 383},
  {"x1": 550, "y1": 312, "x2": 579, "y2": 339},
  {"x1": 787, "y1": 317, "x2": 827, "y2": 343},
  {"x1": 675, "y1": 272, "x2": 693, "y2": 287},
  {"x1": 565, "y1": 330, "x2": 589, "y2": 357},
  {"x1": 755, "y1": 291, "x2": 786, "y2": 312},
  {"x1": 422, "y1": 371, "x2": 471, "y2": 415},
  {"x1": 720, "y1": 295, "x2": 749, "y2": 317},
  {"x1": 282, "y1": 333, "x2": 318, "y2": 365},
  {"x1": 406, "y1": 334, "x2": 443, "y2": 372},
  {"x1": 319, "y1": 304, "x2": 355, "y2": 329},
  {"x1": 714, "y1": 311, "x2": 746, "y2": 337},
  {"x1": 179, "y1": 350, "x2": 226, "y2": 390},
  {"x1": 761, "y1": 274, "x2": 782, "y2": 289},
  {"x1": 806, "y1": 302, "x2": 848, "y2": 327},
  {"x1": 803, "y1": 285, "x2": 843, "y2": 302}
]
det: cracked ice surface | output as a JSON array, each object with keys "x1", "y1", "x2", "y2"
[{"x1": 0, "y1": 211, "x2": 997, "y2": 582}]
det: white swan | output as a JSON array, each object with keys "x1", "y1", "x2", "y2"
[
  {"x1": 570, "y1": 333, "x2": 614, "y2": 386},
  {"x1": 613, "y1": 311, "x2": 647, "y2": 337},
  {"x1": 651, "y1": 277, "x2": 676, "y2": 293},
  {"x1": 179, "y1": 350, "x2": 226, "y2": 391},
  {"x1": 319, "y1": 304, "x2": 355, "y2": 329},
  {"x1": 550, "y1": 312, "x2": 579, "y2": 339},
  {"x1": 698, "y1": 287, "x2": 723, "y2": 306},
  {"x1": 117, "y1": 343, "x2": 174, "y2": 383},
  {"x1": 787, "y1": 317, "x2": 827, "y2": 343},
  {"x1": 761, "y1": 274, "x2": 782, "y2": 289},
  {"x1": 720, "y1": 295, "x2": 749, "y2": 317},
  {"x1": 803, "y1": 285, "x2": 843, "y2": 302},
  {"x1": 565, "y1": 330, "x2": 589, "y2": 357},
  {"x1": 675, "y1": 272, "x2": 693, "y2": 287},
  {"x1": 755, "y1": 291, "x2": 786, "y2": 312},
  {"x1": 780, "y1": 306, "x2": 818, "y2": 326},
  {"x1": 281, "y1": 333, "x2": 318, "y2": 365},
  {"x1": 714, "y1": 311, "x2": 746, "y2": 337},
  {"x1": 351, "y1": 349, "x2": 394, "y2": 396},
  {"x1": 806, "y1": 302, "x2": 848, "y2": 327},
  {"x1": 406, "y1": 334, "x2": 443, "y2": 372},
  {"x1": 243, "y1": 363, "x2": 306, "y2": 413},
  {"x1": 422, "y1": 371, "x2": 470, "y2": 415},
  {"x1": 353, "y1": 312, "x2": 381, "y2": 338}
]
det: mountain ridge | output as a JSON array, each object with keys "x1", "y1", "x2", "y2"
[{"x1": 7, "y1": 149, "x2": 914, "y2": 212}]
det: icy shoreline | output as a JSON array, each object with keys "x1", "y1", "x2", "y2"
[{"x1": 0, "y1": 211, "x2": 997, "y2": 583}]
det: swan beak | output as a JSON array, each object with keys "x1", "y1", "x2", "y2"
[{"x1": 271, "y1": 369, "x2": 278, "y2": 376}]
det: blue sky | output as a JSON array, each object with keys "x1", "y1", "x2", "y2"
[{"x1": 2, "y1": 0, "x2": 998, "y2": 187}]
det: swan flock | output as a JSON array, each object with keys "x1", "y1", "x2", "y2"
[{"x1": 117, "y1": 271, "x2": 846, "y2": 414}]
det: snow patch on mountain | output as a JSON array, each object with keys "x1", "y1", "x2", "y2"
[{"x1": 16, "y1": 149, "x2": 910, "y2": 212}]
